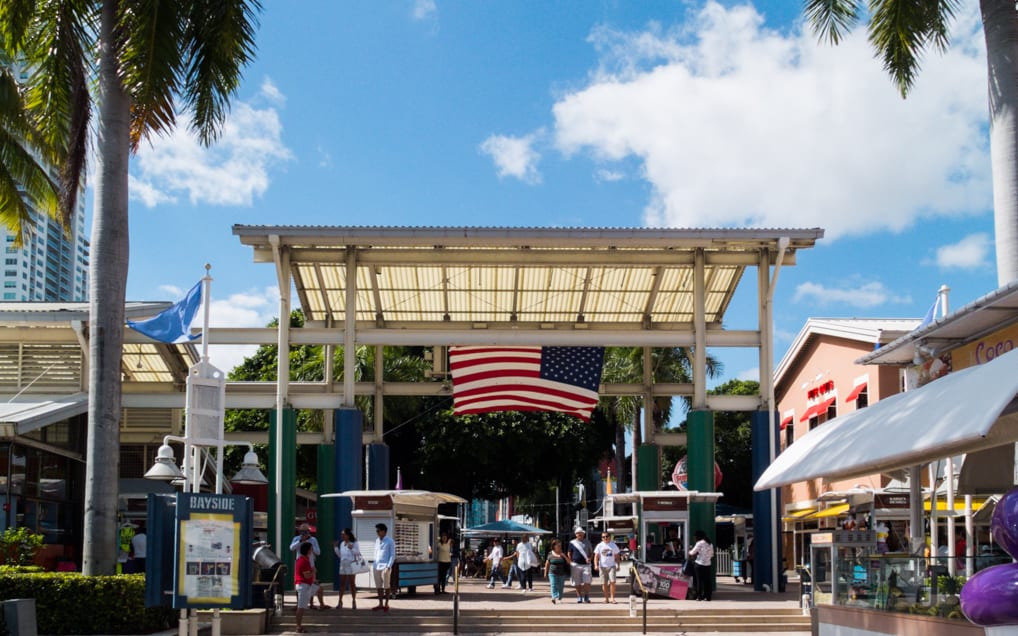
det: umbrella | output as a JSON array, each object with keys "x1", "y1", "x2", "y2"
[{"x1": 462, "y1": 519, "x2": 552, "y2": 537}]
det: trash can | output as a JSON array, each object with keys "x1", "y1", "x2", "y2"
[
  {"x1": 732, "y1": 559, "x2": 744, "y2": 582},
  {"x1": 3, "y1": 598, "x2": 37, "y2": 636}
]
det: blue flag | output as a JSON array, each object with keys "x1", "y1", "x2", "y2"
[
  {"x1": 915, "y1": 296, "x2": 939, "y2": 331},
  {"x1": 126, "y1": 281, "x2": 203, "y2": 344}
]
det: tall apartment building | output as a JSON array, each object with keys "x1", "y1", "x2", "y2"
[
  {"x1": 5, "y1": 63, "x2": 90, "y2": 301},
  {"x1": 2, "y1": 197, "x2": 89, "y2": 302}
]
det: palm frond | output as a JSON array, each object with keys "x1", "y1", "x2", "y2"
[
  {"x1": 183, "y1": 0, "x2": 261, "y2": 146},
  {"x1": 869, "y1": 0, "x2": 950, "y2": 97},
  {"x1": 117, "y1": 0, "x2": 185, "y2": 152},
  {"x1": 804, "y1": 0, "x2": 862, "y2": 45}
]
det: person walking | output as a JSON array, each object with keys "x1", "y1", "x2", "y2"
[
  {"x1": 293, "y1": 541, "x2": 316, "y2": 633},
  {"x1": 372, "y1": 523, "x2": 396, "y2": 612},
  {"x1": 515, "y1": 535, "x2": 539, "y2": 592},
  {"x1": 568, "y1": 527, "x2": 594, "y2": 603},
  {"x1": 290, "y1": 523, "x2": 329, "y2": 609},
  {"x1": 333, "y1": 528, "x2": 362, "y2": 609},
  {"x1": 435, "y1": 531, "x2": 453, "y2": 593},
  {"x1": 688, "y1": 530, "x2": 715, "y2": 601},
  {"x1": 130, "y1": 524, "x2": 147, "y2": 574},
  {"x1": 485, "y1": 537, "x2": 506, "y2": 588},
  {"x1": 504, "y1": 537, "x2": 523, "y2": 589},
  {"x1": 543, "y1": 539, "x2": 569, "y2": 604},
  {"x1": 594, "y1": 532, "x2": 621, "y2": 603}
]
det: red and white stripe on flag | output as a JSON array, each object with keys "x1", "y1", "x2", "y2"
[{"x1": 448, "y1": 345, "x2": 604, "y2": 421}]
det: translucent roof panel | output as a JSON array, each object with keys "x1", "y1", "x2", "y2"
[{"x1": 238, "y1": 226, "x2": 823, "y2": 329}]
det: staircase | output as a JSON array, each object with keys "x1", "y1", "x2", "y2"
[{"x1": 269, "y1": 593, "x2": 812, "y2": 634}]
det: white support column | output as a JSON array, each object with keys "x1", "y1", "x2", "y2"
[
  {"x1": 270, "y1": 235, "x2": 291, "y2": 561},
  {"x1": 344, "y1": 248, "x2": 357, "y2": 408},
  {"x1": 693, "y1": 249, "x2": 706, "y2": 410}
]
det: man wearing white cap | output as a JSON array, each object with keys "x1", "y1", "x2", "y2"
[{"x1": 568, "y1": 527, "x2": 594, "y2": 603}]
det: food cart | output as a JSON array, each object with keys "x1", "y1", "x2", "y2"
[
  {"x1": 605, "y1": 490, "x2": 723, "y2": 600},
  {"x1": 322, "y1": 489, "x2": 466, "y2": 595}
]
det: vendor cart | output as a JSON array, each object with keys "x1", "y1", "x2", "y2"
[{"x1": 323, "y1": 490, "x2": 466, "y2": 595}]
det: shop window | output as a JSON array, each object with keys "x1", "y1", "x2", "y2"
[
  {"x1": 784, "y1": 423, "x2": 795, "y2": 448},
  {"x1": 808, "y1": 416, "x2": 819, "y2": 432},
  {"x1": 855, "y1": 389, "x2": 868, "y2": 409}
]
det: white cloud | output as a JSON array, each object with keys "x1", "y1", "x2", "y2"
[
  {"x1": 413, "y1": 0, "x2": 437, "y2": 20},
  {"x1": 259, "y1": 77, "x2": 286, "y2": 107},
  {"x1": 595, "y1": 168, "x2": 625, "y2": 182},
  {"x1": 550, "y1": 1, "x2": 989, "y2": 237},
  {"x1": 934, "y1": 233, "x2": 991, "y2": 269},
  {"x1": 793, "y1": 280, "x2": 910, "y2": 308},
  {"x1": 480, "y1": 132, "x2": 543, "y2": 184},
  {"x1": 130, "y1": 98, "x2": 293, "y2": 208}
]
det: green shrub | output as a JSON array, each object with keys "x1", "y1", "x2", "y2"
[
  {"x1": 0, "y1": 529, "x2": 43, "y2": 566},
  {"x1": 0, "y1": 572, "x2": 175, "y2": 634}
]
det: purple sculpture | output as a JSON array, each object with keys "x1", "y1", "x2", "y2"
[{"x1": 960, "y1": 486, "x2": 1018, "y2": 626}]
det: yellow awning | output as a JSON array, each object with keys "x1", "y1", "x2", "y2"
[
  {"x1": 813, "y1": 503, "x2": 850, "y2": 519},
  {"x1": 924, "y1": 497, "x2": 989, "y2": 512},
  {"x1": 782, "y1": 507, "x2": 818, "y2": 522}
]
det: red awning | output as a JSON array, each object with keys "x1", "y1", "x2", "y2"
[
  {"x1": 780, "y1": 415, "x2": 793, "y2": 430},
  {"x1": 800, "y1": 396, "x2": 836, "y2": 422},
  {"x1": 845, "y1": 382, "x2": 867, "y2": 402}
]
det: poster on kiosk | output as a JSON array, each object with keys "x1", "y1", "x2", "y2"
[{"x1": 172, "y1": 492, "x2": 254, "y2": 609}]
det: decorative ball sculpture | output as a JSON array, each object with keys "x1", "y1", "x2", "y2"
[{"x1": 960, "y1": 486, "x2": 1018, "y2": 626}]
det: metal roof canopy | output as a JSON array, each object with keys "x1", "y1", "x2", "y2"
[
  {"x1": 233, "y1": 225, "x2": 821, "y2": 335},
  {"x1": 858, "y1": 281, "x2": 1018, "y2": 366}
]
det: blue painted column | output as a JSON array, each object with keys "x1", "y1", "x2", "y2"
[
  {"x1": 366, "y1": 442, "x2": 389, "y2": 490},
  {"x1": 751, "y1": 410, "x2": 783, "y2": 592},
  {"x1": 329, "y1": 408, "x2": 363, "y2": 587}
]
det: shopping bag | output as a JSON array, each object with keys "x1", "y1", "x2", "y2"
[
  {"x1": 681, "y1": 558, "x2": 695, "y2": 577},
  {"x1": 352, "y1": 557, "x2": 370, "y2": 575}
]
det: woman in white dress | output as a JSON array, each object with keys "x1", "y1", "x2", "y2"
[{"x1": 333, "y1": 527, "x2": 363, "y2": 609}]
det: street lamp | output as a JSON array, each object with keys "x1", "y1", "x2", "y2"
[
  {"x1": 144, "y1": 437, "x2": 267, "y2": 488},
  {"x1": 141, "y1": 267, "x2": 267, "y2": 636}
]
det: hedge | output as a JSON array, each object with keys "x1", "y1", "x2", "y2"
[{"x1": 0, "y1": 571, "x2": 175, "y2": 635}]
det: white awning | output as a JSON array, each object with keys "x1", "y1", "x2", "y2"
[
  {"x1": 321, "y1": 489, "x2": 467, "y2": 507},
  {"x1": 0, "y1": 393, "x2": 88, "y2": 435},
  {"x1": 755, "y1": 349, "x2": 1018, "y2": 490}
]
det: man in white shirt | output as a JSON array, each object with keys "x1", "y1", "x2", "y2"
[
  {"x1": 593, "y1": 532, "x2": 621, "y2": 603},
  {"x1": 485, "y1": 538, "x2": 506, "y2": 588}
]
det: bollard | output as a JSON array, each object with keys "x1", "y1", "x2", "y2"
[
  {"x1": 3, "y1": 598, "x2": 37, "y2": 636},
  {"x1": 801, "y1": 594, "x2": 811, "y2": 615},
  {"x1": 629, "y1": 594, "x2": 636, "y2": 618}
]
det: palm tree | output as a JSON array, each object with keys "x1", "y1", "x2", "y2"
[
  {"x1": 805, "y1": 0, "x2": 1018, "y2": 285},
  {"x1": 599, "y1": 347, "x2": 722, "y2": 491},
  {"x1": 0, "y1": 50, "x2": 63, "y2": 245},
  {"x1": 1, "y1": 1, "x2": 261, "y2": 575}
]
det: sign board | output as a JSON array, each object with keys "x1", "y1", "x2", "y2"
[
  {"x1": 644, "y1": 497, "x2": 688, "y2": 512},
  {"x1": 173, "y1": 493, "x2": 253, "y2": 609}
]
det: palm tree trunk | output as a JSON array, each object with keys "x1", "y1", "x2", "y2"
[
  {"x1": 82, "y1": 0, "x2": 131, "y2": 576},
  {"x1": 983, "y1": 0, "x2": 1018, "y2": 285}
]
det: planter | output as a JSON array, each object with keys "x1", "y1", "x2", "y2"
[{"x1": 195, "y1": 608, "x2": 267, "y2": 635}]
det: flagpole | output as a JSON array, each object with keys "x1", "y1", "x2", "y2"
[{"x1": 201, "y1": 264, "x2": 212, "y2": 363}]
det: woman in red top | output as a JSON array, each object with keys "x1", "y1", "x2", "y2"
[{"x1": 294, "y1": 541, "x2": 316, "y2": 633}]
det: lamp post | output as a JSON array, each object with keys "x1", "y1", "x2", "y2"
[{"x1": 144, "y1": 267, "x2": 267, "y2": 636}]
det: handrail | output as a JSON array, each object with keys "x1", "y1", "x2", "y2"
[
  {"x1": 629, "y1": 560, "x2": 650, "y2": 635},
  {"x1": 452, "y1": 564, "x2": 460, "y2": 635}
]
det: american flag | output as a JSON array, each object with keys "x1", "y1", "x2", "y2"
[{"x1": 449, "y1": 346, "x2": 605, "y2": 421}]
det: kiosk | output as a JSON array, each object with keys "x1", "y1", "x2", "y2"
[
  {"x1": 323, "y1": 490, "x2": 466, "y2": 595},
  {"x1": 605, "y1": 490, "x2": 723, "y2": 600}
]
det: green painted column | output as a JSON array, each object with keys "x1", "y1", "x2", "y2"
[
  {"x1": 636, "y1": 444, "x2": 660, "y2": 491},
  {"x1": 317, "y1": 443, "x2": 336, "y2": 587},
  {"x1": 687, "y1": 410, "x2": 715, "y2": 534},
  {"x1": 269, "y1": 408, "x2": 297, "y2": 589},
  {"x1": 687, "y1": 409, "x2": 716, "y2": 590}
]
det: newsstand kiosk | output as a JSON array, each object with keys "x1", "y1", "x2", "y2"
[
  {"x1": 607, "y1": 490, "x2": 723, "y2": 600},
  {"x1": 323, "y1": 490, "x2": 466, "y2": 594}
]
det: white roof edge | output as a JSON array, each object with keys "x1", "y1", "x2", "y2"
[
  {"x1": 0, "y1": 393, "x2": 89, "y2": 434},
  {"x1": 774, "y1": 318, "x2": 920, "y2": 387}
]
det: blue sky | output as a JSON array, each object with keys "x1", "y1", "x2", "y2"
[{"x1": 116, "y1": 0, "x2": 997, "y2": 383}]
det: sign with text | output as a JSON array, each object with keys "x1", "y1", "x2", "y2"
[{"x1": 173, "y1": 493, "x2": 253, "y2": 609}]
